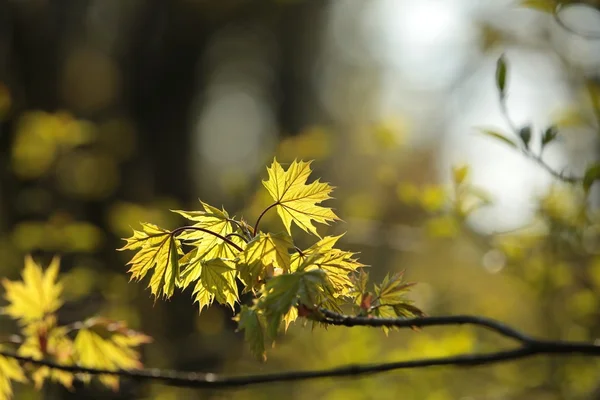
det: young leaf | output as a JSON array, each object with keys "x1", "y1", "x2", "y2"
[
  {"x1": 583, "y1": 163, "x2": 600, "y2": 193},
  {"x1": 0, "y1": 348, "x2": 27, "y2": 400},
  {"x1": 74, "y1": 323, "x2": 151, "y2": 390},
  {"x1": 235, "y1": 306, "x2": 266, "y2": 362},
  {"x1": 257, "y1": 269, "x2": 333, "y2": 338},
  {"x1": 199, "y1": 258, "x2": 238, "y2": 310},
  {"x1": 452, "y1": 164, "x2": 470, "y2": 185},
  {"x1": 375, "y1": 272, "x2": 416, "y2": 306},
  {"x1": 262, "y1": 158, "x2": 339, "y2": 238},
  {"x1": 496, "y1": 55, "x2": 508, "y2": 97},
  {"x1": 172, "y1": 202, "x2": 238, "y2": 261},
  {"x1": 119, "y1": 223, "x2": 178, "y2": 299},
  {"x1": 1, "y1": 256, "x2": 62, "y2": 324},
  {"x1": 476, "y1": 128, "x2": 518, "y2": 149},
  {"x1": 518, "y1": 125, "x2": 532, "y2": 149},
  {"x1": 187, "y1": 258, "x2": 238, "y2": 312},
  {"x1": 17, "y1": 316, "x2": 75, "y2": 389},
  {"x1": 238, "y1": 232, "x2": 293, "y2": 290},
  {"x1": 541, "y1": 126, "x2": 558, "y2": 148}
]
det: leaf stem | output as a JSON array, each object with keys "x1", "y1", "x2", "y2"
[
  {"x1": 294, "y1": 246, "x2": 305, "y2": 257},
  {"x1": 225, "y1": 233, "x2": 249, "y2": 243},
  {"x1": 172, "y1": 226, "x2": 244, "y2": 252},
  {"x1": 253, "y1": 202, "x2": 279, "y2": 235}
]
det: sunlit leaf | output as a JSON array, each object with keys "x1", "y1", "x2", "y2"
[
  {"x1": 238, "y1": 232, "x2": 293, "y2": 290},
  {"x1": 17, "y1": 316, "x2": 75, "y2": 389},
  {"x1": 235, "y1": 306, "x2": 266, "y2": 362},
  {"x1": 1, "y1": 256, "x2": 62, "y2": 324},
  {"x1": 262, "y1": 158, "x2": 339, "y2": 237},
  {"x1": 190, "y1": 258, "x2": 239, "y2": 312},
  {"x1": 0, "y1": 348, "x2": 27, "y2": 400},
  {"x1": 258, "y1": 269, "x2": 333, "y2": 338},
  {"x1": 119, "y1": 223, "x2": 179, "y2": 299},
  {"x1": 74, "y1": 321, "x2": 151, "y2": 391}
]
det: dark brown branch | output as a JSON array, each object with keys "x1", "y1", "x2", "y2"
[
  {"x1": 4, "y1": 311, "x2": 600, "y2": 389},
  {"x1": 318, "y1": 309, "x2": 532, "y2": 342},
  {"x1": 172, "y1": 226, "x2": 244, "y2": 252}
]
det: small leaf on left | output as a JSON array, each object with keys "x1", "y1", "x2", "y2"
[
  {"x1": 1, "y1": 256, "x2": 62, "y2": 324},
  {"x1": 119, "y1": 223, "x2": 180, "y2": 299},
  {"x1": 0, "y1": 348, "x2": 27, "y2": 400}
]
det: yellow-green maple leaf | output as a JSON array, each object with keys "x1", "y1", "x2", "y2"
[
  {"x1": 119, "y1": 223, "x2": 179, "y2": 299},
  {"x1": 291, "y1": 235, "x2": 364, "y2": 295},
  {"x1": 173, "y1": 202, "x2": 245, "y2": 289},
  {"x1": 74, "y1": 322, "x2": 151, "y2": 390},
  {"x1": 0, "y1": 347, "x2": 26, "y2": 400},
  {"x1": 258, "y1": 269, "x2": 333, "y2": 337},
  {"x1": 17, "y1": 316, "x2": 74, "y2": 389},
  {"x1": 173, "y1": 202, "x2": 237, "y2": 259},
  {"x1": 263, "y1": 159, "x2": 339, "y2": 238},
  {"x1": 238, "y1": 232, "x2": 292, "y2": 290},
  {"x1": 234, "y1": 306, "x2": 266, "y2": 362},
  {"x1": 191, "y1": 258, "x2": 239, "y2": 312},
  {"x1": 1, "y1": 256, "x2": 62, "y2": 324}
]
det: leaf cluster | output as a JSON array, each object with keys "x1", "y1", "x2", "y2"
[
  {"x1": 120, "y1": 159, "x2": 423, "y2": 361},
  {"x1": 0, "y1": 257, "x2": 150, "y2": 400}
]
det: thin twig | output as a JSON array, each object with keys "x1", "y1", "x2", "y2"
[
  {"x1": 498, "y1": 94, "x2": 581, "y2": 183},
  {"x1": 318, "y1": 309, "x2": 532, "y2": 342},
  {"x1": 172, "y1": 226, "x2": 244, "y2": 252},
  {"x1": 253, "y1": 203, "x2": 278, "y2": 235}
]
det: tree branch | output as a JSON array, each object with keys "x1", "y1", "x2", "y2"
[{"x1": 3, "y1": 311, "x2": 600, "y2": 389}]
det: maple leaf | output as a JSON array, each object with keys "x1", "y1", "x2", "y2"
[
  {"x1": 0, "y1": 347, "x2": 27, "y2": 400},
  {"x1": 262, "y1": 159, "x2": 339, "y2": 238},
  {"x1": 1, "y1": 256, "x2": 63, "y2": 324},
  {"x1": 235, "y1": 306, "x2": 266, "y2": 362},
  {"x1": 17, "y1": 316, "x2": 75, "y2": 389},
  {"x1": 238, "y1": 232, "x2": 293, "y2": 291},
  {"x1": 190, "y1": 258, "x2": 239, "y2": 312},
  {"x1": 73, "y1": 319, "x2": 151, "y2": 390},
  {"x1": 119, "y1": 223, "x2": 180, "y2": 299},
  {"x1": 372, "y1": 272, "x2": 423, "y2": 334},
  {"x1": 174, "y1": 202, "x2": 245, "y2": 289},
  {"x1": 294, "y1": 235, "x2": 364, "y2": 295},
  {"x1": 257, "y1": 269, "x2": 334, "y2": 338},
  {"x1": 173, "y1": 202, "x2": 238, "y2": 259}
]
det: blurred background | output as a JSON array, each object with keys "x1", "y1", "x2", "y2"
[{"x1": 1, "y1": 0, "x2": 600, "y2": 398}]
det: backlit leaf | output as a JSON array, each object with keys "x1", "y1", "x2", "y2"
[
  {"x1": 119, "y1": 223, "x2": 178, "y2": 299},
  {"x1": 17, "y1": 316, "x2": 75, "y2": 389},
  {"x1": 74, "y1": 323, "x2": 151, "y2": 391},
  {"x1": 2, "y1": 256, "x2": 62, "y2": 324},
  {"x1": 191, "y1": 258, "x2": 239, "y2": 312},
  {"x1": 262, "y1": 158, "x2": 339, "y2": 238},
  {"x1": 0, "y1": 348, "x2": 26, "y2": 400},
  {"x1": 173, "y1": 202, "x2": 236, "y2": 260},
  {"x1": 235, "y1": 306, "x2": 266, "y2": 362},
  {"x1": 238, "y1": 232, "x2": 293, "y2": 290}
]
